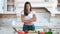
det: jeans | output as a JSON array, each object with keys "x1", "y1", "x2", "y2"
[{"x1": 23, "y1": 24, "x2": 35, "y2": 31}]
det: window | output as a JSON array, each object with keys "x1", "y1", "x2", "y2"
[
  {"x1": 7, "y1": 0, "x2": 15, "y2": 12},
  {"x1": 7, "y1": 5, "x2": 15, "y2": 11}
]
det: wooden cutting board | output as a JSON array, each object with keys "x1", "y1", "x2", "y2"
[{"x1": 28, "y1": 32, "x2": 38, "y2": 34}]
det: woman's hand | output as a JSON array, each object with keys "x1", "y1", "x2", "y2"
[
  {"x1": 21, "y1": 14, "x2": 36, "y2": 24},
  {"x1": 21, "y1": 14, "x2": 31, "y2": 23},
  {"x1": 28, "y1": 14, "x2": 36, "y2": 22},
  {"x1": 25, "y1": 14, "x2": 36, "y2": 24}
]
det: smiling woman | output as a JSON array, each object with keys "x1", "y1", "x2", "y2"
[{"x1": 21, "y1": 2, "x2": 36, "y2": 32}]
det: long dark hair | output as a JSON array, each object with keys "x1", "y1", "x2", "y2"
[{"x1": 24, "y1": 2, "x2": 32, "y2": 16}]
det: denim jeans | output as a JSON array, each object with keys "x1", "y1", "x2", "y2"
[{"x1": 23, "y1": 24, "x2": 35, "y2": 31}]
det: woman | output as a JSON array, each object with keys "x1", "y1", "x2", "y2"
[{"x1": 21, "y1": 2, "x2": 36, "y2": 32}]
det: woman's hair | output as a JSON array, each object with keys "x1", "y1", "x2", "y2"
[{"x1": 24, "y1": 2, "x2": 32, "y2": 16}]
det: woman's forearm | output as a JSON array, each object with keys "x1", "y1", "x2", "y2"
[
  {"x1": 21, "y1": 14, "x2": 36, "y2": 24},
  {"x1": 28, "y1": 14, "x2": 36, "y2": 22},
  {"x1": 22, "y1": 17, "x2": 36, "y2": 24},
  {"x1": 29, "y1": 17, "x2": 36, "y2": 22}
]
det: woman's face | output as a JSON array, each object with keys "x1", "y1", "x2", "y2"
[{"x1": 26, "y1": 4, "x2": 30, "y2": 13}]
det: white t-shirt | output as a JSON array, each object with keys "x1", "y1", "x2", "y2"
[{"x1": 21, "y1": 11, "x2": 36, "y2": 25}]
